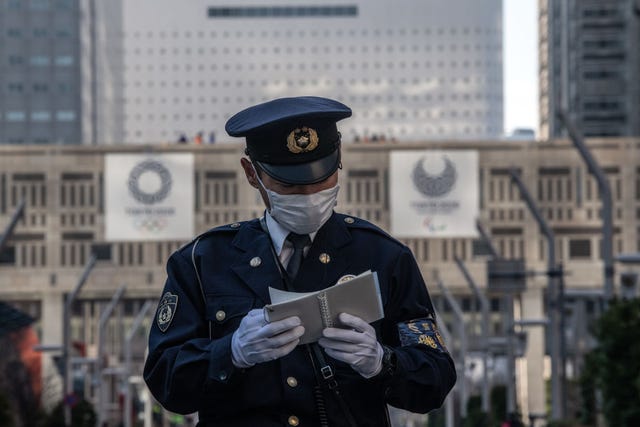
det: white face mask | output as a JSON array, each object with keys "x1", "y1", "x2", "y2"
[{"x1": 253, "y1": 166, "x2": 339, "y2": 234}]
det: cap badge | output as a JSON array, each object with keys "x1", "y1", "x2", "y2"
[{"x1": 287, "y1": 127, "x2": 319, "y2": 154}]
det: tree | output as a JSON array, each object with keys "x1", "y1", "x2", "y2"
[
  {"x1": 463, "y1": 395, "x2": 490, "y2": 427},
  {"x1": 580, "y1": 298, "x2": 640, "y2": 427},
  {"x1": 44, "y1": 399, "x2": 96, "y2": 427}
]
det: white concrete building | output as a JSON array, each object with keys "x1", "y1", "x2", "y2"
[
  {"x1": 2, "y1": 137, "x2": 639, "y2": 425},
  {"x1": 87, "y1": 0, "x2": 503, "y2": 144}
]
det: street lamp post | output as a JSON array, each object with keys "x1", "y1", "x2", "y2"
[
  {"x1": 63, "y1": 254, "x2": 97, "y2": 426},
  {"x1": 476, "y1": 219, "x2": 501, "y2": 260},
  {"x1": 509, "y1": 169, "x2": 565, "y2": 421},
  {"x1": 454, "y1": 255, "x2": 491, "y2": 413},
  {"x1": 96, "y1": 284, "x2": 127, "y2": 427},
  {"x1": 557, "y1": 110, "x2": 614, "y2": 303},
  {"x1": 434, "y1": 309, "x2": 455, "y2": 427},
  {"x1": 123, "y1": 300, "x2": 154, "y2": 427},
  {"x1": 0, "y1": 199, "x2": 26, "y2": 255},
  {"x1": 616, "y1": 253, "x2": 640, "y2": 299},
  {"x1": 435, "y1": 272, "x2": 468, "y2": 418}
]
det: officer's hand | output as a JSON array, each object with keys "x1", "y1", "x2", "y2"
[
  {"x1": 231, "y1": 309, "x2": 305, "y2": 368},
  {"x1": 318, "y1": 312, "x2": 383, "y2": 378}
]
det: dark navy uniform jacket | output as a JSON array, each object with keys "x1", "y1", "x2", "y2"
[{"x1": 144, "y1": 212, "x2": 456, "y2": 426}]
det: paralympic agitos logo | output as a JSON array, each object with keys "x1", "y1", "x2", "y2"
[{"x1": 411, "y1": 156, "x2": 457, "y2": 198}]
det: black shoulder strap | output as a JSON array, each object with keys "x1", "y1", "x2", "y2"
[{"x1": 307, "y1": 343, "x2": 358, "y2": 427}]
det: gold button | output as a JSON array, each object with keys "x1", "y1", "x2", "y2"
[
  {"x1": 286, "y1": 376, "x2": 298, "y2": 387},
  {"x1": 215, "y1": 310, "x2": 226, "y2": 321},
  {"x1": 288, "y1": 415, "x2": 299, "y2": 426},
  {"x1": 344, "y1": 217, "x2": 355, "y2": 224},
  {"x1": 319, "y1": 253, "x2": 331, "y2": 264}
]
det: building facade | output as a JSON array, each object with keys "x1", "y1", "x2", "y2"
[
  {"x1": 1, "y1": 138, "x2": 639, "y2": 422},
  {"x1": 1, "y1": 0, "x2": 503, "y2": 146},
  {"x1": 539, "y1": 0, "x2": 640, "y2": 139},
  {"x1": 0, "y1": 0, "x2": 82, "y2": 145},
  {"x1": 90, "y1": 0, "x2": 503, "y2": 144}
]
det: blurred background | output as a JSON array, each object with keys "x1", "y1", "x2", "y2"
[{"x1": 1, "y1": 0, "x2": 639, "y2": 426}]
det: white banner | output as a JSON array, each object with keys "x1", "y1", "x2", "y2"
[
  {"x1": 390, "y1": 150, "x2": 479, "y2": 238},
  {"x1": 105, "y1": 153, "x2": 194, "y2": 241}
]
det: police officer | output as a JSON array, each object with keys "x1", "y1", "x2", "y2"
[{"x1": 144, "y1": 96, "x2": 456, "y2": 426}]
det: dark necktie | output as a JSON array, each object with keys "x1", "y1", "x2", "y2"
[{"x1": 285, "y1": 232, "x2": 311, "y2": 282}]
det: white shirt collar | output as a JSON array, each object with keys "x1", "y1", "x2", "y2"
[{"x1": 264, "y1": 211, "x2": 317, "y2": 256}]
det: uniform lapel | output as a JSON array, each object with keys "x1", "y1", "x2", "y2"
[
  {"x1": 229, "y1": 221, "x2": 282, "y2": 304},
  {"x1": 295, "y1": 213, "x2": 353, "y2": 292}
]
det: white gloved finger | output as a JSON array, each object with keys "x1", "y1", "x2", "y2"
[
  {"x1": 235, "y1": 309, "x2": 268, "y2": 337},
  {"x1": 244, "y1": 327, "x2": 304, "y2": 364},
  {"x1": 322, "y1": 347, "x2": 362, "y2": 366},
  {"x1": 318, "y1": 312, "x2": 383, "y2": 378},
  {"x1": 320, "y1": 326, "x2": 375, "y2": 344},
  {"x1": 318, "y1": 336, "x2": 377, "y2": 354},
  {"x1": 232, "y1": 311, "x2": 304, "y2": 368},
  {"x1": 337, "y1": 312, "x2": 374, "y2": 333},
  {"x1": 259, "y1": 316, "x2": 302, "y2": 339},
  {"x1": 327, "y1": 342, "x2": 383, "y2": 378},
  {"x1": 256, "y1": 336, "x2": 302, "y2": 361},
  {"x1": 257, "y1": 325, "x2": 305, "y2": 350}
]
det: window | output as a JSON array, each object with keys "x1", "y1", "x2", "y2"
[
  {"x1": 57, "y1": 83, "x2": 72, "y2": 93},
  {"x1": 6, "y1": 0, "x2": 21, "y2": 10},
  {"x1": 569, "y1": 239, "x2": 591, "y2": 259},
  {"x1": 56, "y1": 28, "x2": 72, "y2": 38},
  {"x1": 55, "y1": 0, "x2": 73, "y2": 9},
  {"x1": 30, "y1": 0, "x2": 49, "y2": 10},
  {"x1": 30, "y1": 55, "x2": 50, "y2": 66},
  {"x1": 8, "y1": 82, "x2": 24, "y2": 92},
  {"x1": 33, "y1": 83, "x2": 48, "y2": 92},
  {"x1": 8, "y1": 55, "x2": 24, "y2": 65},
  {"x1": 56, "y1": 110, "x2": 76, "y2": 121},
  {"x1": 54, "y1": 55, "x2": 73, "y2": 66},
  {"x1": 32, "y1": 111, "x2": 51, "y2": 121},
  {"x1": 6, "y1": 111, "x2": 26, "y2": 121},
  {"x1": 208, "y1": 5, "x2": 358, "y2": 18},
  {"x1": 583, "y1": 70, "x2": 621, "y2": 80}
]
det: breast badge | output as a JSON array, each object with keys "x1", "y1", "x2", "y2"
[
  {"x1": 337, "y1": 274, "x2": 356, "y2": 284},
  {"x1": 157, "y1": 292, "x2": 178, "y2": 333}
]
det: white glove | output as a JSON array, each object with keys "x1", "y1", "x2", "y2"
[
  {"x1": 231, "y1": 309, "x2": 304, "y2": 368},
  {"x1": 318, "y1": 312, "x2": 384, "y2": 378}
]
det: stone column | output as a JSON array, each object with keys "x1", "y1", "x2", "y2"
[{"x1": 519, "y1": 284, "x2": 546, "y2": 423}]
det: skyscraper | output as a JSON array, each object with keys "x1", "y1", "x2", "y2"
[
  {"x1": 539, "y1": 0, "x2": 640, "y2": 139},
  {"x1": 0, "y1": 0, "x2": 82, "y2": 145},
  {"x1": 1, "y1": 0, "x2": 504, "y2": 145},
  {"x1": 93, "y1": 0, "x2": 503, "y2": 144}
]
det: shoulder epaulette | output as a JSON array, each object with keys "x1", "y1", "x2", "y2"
[
  {"x1": 336, "y1": 213, "x2": 401, "y2": 245},
  {"x1": 176, "y1": 220, "x2": 248, "y2": 254}
]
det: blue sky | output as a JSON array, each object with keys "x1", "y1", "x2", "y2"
[{"x1": 503, "y1": 0, "x2": 538, "y2": 135}]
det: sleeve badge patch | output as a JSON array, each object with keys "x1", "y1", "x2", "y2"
[
  {"x1": 397, "y1": 317, "x2": 448, "y2": 353},
  {"x1": 157, "y1": 292, "x2": 178, "y2": 333}
]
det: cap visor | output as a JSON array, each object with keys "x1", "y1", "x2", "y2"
[{"x1": 257, "y1": 150, "x2": 340, "y2": 185}]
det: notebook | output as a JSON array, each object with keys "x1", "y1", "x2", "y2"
[{"x1": 264, "y1": 270, "x2": 384, "y2": 344}]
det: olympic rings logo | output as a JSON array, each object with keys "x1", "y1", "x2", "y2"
[{"x1": 134, "y1": 217, "x2": 168, "y2": 232}]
